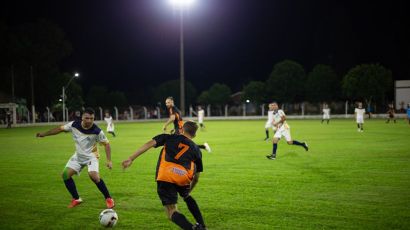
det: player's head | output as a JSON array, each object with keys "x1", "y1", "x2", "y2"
[
  {"x1": 82, "y1": 107, "x2": 95, "y2": 128},
  {"x1": 358, "y1": 102, "x2": 362, "y2": 108},
  {"x1": 105, "y1": 112, "x2": 110, "y2": 117},
  {"x1": 271, "y1": 102, "x2": 279, "y2": 110},
  {"x1": 182, "y1": 121, "x2": 198, "y2": 138},
  {"x1": 324, "y1": 103, "x2": 328, "y2": 108},
  {"x1": 198, "y1": 105, "x2": 202, "y2": 110},
  {"x1": 165, "y1": 97, "x2": 174, "y2": 108}
]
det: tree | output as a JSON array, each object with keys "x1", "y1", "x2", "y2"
[
  {"x1": 266, "y1": 60, "x2": 306, "y2": 103},
  {"x1": 153, "y1": 80, "x2": 197, "y2": 108},
  {"x1": 242, "y1": 81, "x2": 267, "y2": 104},
  {"x1": 206, "y1": 83, "x2": 232, "y2": 106},
  {"x1": 342, "y1": 63, "x2": 393, "y2": 105},
  {"x1": 86, "y1": 86, "x2": 108, "y2": 107},
  {"x1": 106, "y1": 91, "x2": 128, "y2": 107},
  {"x1": 306, "y1": 64, "x2": 340, "y2": 102},
  {"x1": 197, "y1": 91, "x2": 210, "y2": 104}
]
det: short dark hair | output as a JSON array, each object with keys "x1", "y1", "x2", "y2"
[
  {"x1": 183, "y1": 121, "x2": 198, "y2": 137},
  {"x1": 166, "y1": 96, "x2": 174, "y2": 101},
  {"x1": 83, "y1": 107, "x2": 95, "y2": 115}
]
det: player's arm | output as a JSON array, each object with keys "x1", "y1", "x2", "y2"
[
  {"x1": 190, "y1": 172, "x2": 200, "y2": 192},
  {"x1": 122, "y1": 139, "x2": 157, "y2": 169},
  {"x1": 273, "y1": 115, "x2": 286, "y2": 127},
  {"x1": 163, "y1": 114, "x2": 175, "y2": 132},
  {"x1": 102, "y1": 142, "x2": 112, "y2": 169},
  {"x1": 36, "y1": 126, "x2": 64, "y2": 137}
]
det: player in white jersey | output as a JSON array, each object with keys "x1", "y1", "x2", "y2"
[
  {"x1": 266, "y1": 102, "x2": 309, "y2": 160},
  {"x1": 354, "y1": 102, "x2": 366, "y2": 132},
  {"x1": 36, "y1": 108, "x2": 115, "y2": 208},
  {"x1": 104, "y1": 112, "x2": 116, "y2": 137},
  {"x1": 264, "y1": 103, "x2": 276, "y2": 140},
  {"x1": 197, "y1": 106, "x2": 206, "y2": 130},
  {"x1": 321, "y1": 103, "x2": 331, "y2": 124}
]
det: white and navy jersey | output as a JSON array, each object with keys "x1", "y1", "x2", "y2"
[
  {"x1": 61, "y1": 120, "x2": 109, "y2": 160},
  {"x1": 198, "y1": 109, "x2": 205, "y2": 123},
  {"x1": 355, "y1": 108, "x2": 366, "y2": 118},
  {"x1": 273, "y1": 109, "x2": 289, "y2": 129},
  {"x1": 267, "y1": 110, "x2": 274, "y2": 123}
]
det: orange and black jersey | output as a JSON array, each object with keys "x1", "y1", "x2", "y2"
[
  {"x1": 153, "y1": 134, "x2": 203, "y2": 186},
  {"x1": 168, "y1": 106, "x2": 183, "y2": 132}
]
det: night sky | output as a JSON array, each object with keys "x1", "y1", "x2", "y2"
[{"x1": 2, "y1": 0, "x2": 409, "y2": 95}]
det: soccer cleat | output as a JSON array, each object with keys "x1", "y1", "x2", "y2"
[
  {"x1": 264, "y1": 137, "x2": 269, "y2": 141},
  {"x1": 68, "y1": 198, "x2": 83, "y2": 208},
  {"x1": 303, "y1": 142, "x2": 309, "y2": 151},
  {"x1": 192, "y1": 223, "x2": 207, "y2": 230},
  {"x1": 357, "y1": 128, "x2": 361, "y2": 132},
  {"x1": 106, "y1": 198, "x2": 115, "y2": 209},
  {"x1": 204, "y1": 143, "x2": 212, "y2": 153},
  {"x1": 266, "y1": 155, "x2": 276, "y2": 160}
]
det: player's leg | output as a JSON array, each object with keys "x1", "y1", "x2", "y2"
[
  {"x1": 63, "y1": 155, "x2": 83, "y2": 208},
  {"x1": 88, "y1": 159, "x2": 114, "y2": 208},
  {"x1": 197, "y1": 143, "x2": 211, "y2": 153},
  {"x1": 327, "y1": 118, "x2": 330, "y2": 124},
  {"x1": 179, "y1": 186, "x2": 206, "y2": 229},
  {"x1": 267, "y1": 131, "x2": 281, "y2": 159},
  {"x1": 285, "y1": 130, "x2": 308, "y2": 151},
  {"x1": 158, "y1": 182, "x2": 194, "y2": 229},
  {"x1": 264, "y1": 128, "x2": 269, "y2": 140}
]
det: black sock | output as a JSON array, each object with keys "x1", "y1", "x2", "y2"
[
  {"x1": 265, "y1": 130, "x2": 269, "y2": 138},
  {"x1": 64, "y1": 178, "x2": 80, "y2": 200},
  {"x1": 292, "y1": 140, "x2": 304, "y2": 146},
  {"x1": 272, "y1": 143, "x2": 277, "y2": 156},
  {"x1": 357, "y1": 124, "x2": 360, "y2": 128},
  {"x1": 327, "y1": 120, "x2": 329, "y2": 124},
  {"x1": 112, "y1": 132, "x2": 116, "y2": 137},
  {"x1": 321, "y1": 119, "x2": 324, "y2": 123},
  {"x1": 171, "y1": 212, "x2": 193, "y2": 230},
  {"x1": 197, "y1": 145, "x2": 205, "y2": 149},
  {"x1": 184, "y1": 196, "x2": 205, "y2": 226},
  {"x1": 95, "y1": 179, "x2": 111, "y2": 199},
  {"x1": 361, "y1": 124, "x2": 364, "y2": 130}
]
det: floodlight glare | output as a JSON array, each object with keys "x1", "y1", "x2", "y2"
[
  {"x1": 74, "y1": 73, "x2": 80, "y2": 77},
  {"x1": 170, "y1": 0, "x2": 195, "y2": 8}
]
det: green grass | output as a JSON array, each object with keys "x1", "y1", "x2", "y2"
[{"x1": 0, "y1": 119, "x2": 410, "y2": 229}]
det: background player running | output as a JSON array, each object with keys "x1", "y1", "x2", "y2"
[
  {"x1": 322, "y1": 103, "x2": 331, "y2": 124},
  {"x1": 266, "y1": 102, "x2": 308, "y2": 160},
  {"x1": 355, "y1": 102, "x2": 366, "y2": 132},
  {"x1": 386, "y1": 104, "x2": 396, "y2": 124},
  {"x1": 104, "y1": 112, "x2": 116, "y2": 137},
  {"x1": 264, "y1": 103, "x2": 276, "y2": 140},
  {"x1": 122, "y1": 121, "x2": 207, "y2": 230},
  {"x1": 163, "y1": 97, "x2": 211, "y2": 153},
  {"x1": 197, "y1": 106, "x2": 206, "y2": 130},
  {"x1": 36, "y1": 108, "x2": 115, "y2": 208}
]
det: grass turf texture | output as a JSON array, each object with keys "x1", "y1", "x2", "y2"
[{"x1": 0, "y1": 119, "x2": 409, "y2": 229}]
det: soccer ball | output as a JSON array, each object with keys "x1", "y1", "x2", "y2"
[{"x1": 99, "y1": 209, "x2": 118, "y2": 227}]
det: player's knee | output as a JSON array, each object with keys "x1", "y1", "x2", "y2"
[
  {"x1": 89, "y1": 173, "x2": 100, "y2": 183},
  {"x1": 62, "y1": 167, "x2": 71, "y2": 181},
  {"x1": 287, "y1": 141, "x2": 293, "y2": 145},
  {"x1": 183, "y1": 195, "x2": 194, "y2": 203}
]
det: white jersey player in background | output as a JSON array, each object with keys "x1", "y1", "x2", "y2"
[
  {"x1": 104, "y1": 112, "x2": 116, "y2": 137},
  {"x1": 197, "y1": 106, "x2": 206, "y2": 130},
  {"x1": 264, "y1": 103, "x2": 276, "y2": 140},
  {"x1": 266, "y1": 102, "x2": 309, "y2": 160},
  {"x1": 36, "y1": 108, "x2": 115, "y2": 209},
  {"x1": 355, "y1": 102, "x2": 366, "y2": 132},
  {"x1": 322, "y1": 103, "x2": 331, "y2": 124}
]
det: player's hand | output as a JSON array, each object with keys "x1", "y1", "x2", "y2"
[
  {"x1": 106, "y1": 161, "x2": 112, "y2": 170},
  {"x1": 122, "y1": 158, "x2": 133, "y2": 169},
  {"x1": 162, "y1": 126, "x2": 167, "y2": 132},
  {"x1": 36, "y1": 133, "x2": 44, "y2": 138}
]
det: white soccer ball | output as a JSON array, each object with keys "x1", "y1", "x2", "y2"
[{"x1": 99, "y1": 209, "x2": 118, "y2": 227}]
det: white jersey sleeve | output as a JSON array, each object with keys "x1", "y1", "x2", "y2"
[
  {"x1": 61, "y1": 121, "x2": 74, "y2": 132},
  {"x1": 97, "y1": 131, "x2": 109, "y2": 144},
  {"x1": 278, "y1": 110, "x2": 286, "y2": 117}
]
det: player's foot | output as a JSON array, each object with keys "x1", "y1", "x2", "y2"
[
  {"x1": 303, "y1": 142, "x2": 309, "y2": 151},
  {"x1": 266, "y1": 155, "x2": 276, "y2": 160},
  {"x1": 204, "y1": 143, "x2": 211, "y2": 153},
  {"x1": 106, "y1": 198, "x2": 115, "y2": 209},
  {"x1": 68, "y1": 198, "x2": 83, "y2": 208},
  {"x1": 357, "y1": 128, "x2": 361, "y2": 132},
  {"x1": 193, "y1": 223, "x2": 207, "y2": 230},
  {"x1": 264, "y1": 137, "x2": 270, "y2": 141}
]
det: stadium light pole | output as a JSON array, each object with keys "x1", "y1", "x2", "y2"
[
  {"x1": 62, "y1": 72, "x2": 79, "y2": 122},
  {"x1": 170, "y1": 0, "x2": 195, "y2": 115}
]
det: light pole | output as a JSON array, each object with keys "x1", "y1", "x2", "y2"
[
  {"x1": 171, "y1": 0, "x2": 195, "y2": 115},
  {"x1": 62, "y1": 72, "x2": 79, "y2": 122}
]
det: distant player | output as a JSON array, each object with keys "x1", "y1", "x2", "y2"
[
  {"x1": 407, "y1": 103, "x2": 410, "y2": 125},
  {"x1": 122, "y1": 121, "x2": 207, "y2": 230},
  {"x1": 197, "y1": 106, "x2": 205, "y2": 130},
  {"x1": 6, "y1": 109, "x2": 12, "y2": 129},
  {"x1": 264, "y1": 103, "x2": 276, "y2": 140},
  {"x1": 163, "y1": 97, "x2": 211, "y2": 153},
  {"x1": 321, "y1": 103, "x2": 330, "y2": 124},
  {"x1": 385, "y1": 104, "x2": 396, "y2": 123},
  {"x1": 36, "y1": 108, "x2": 115, "y2": 208},
  {"x1": 266, "y1": 102, "x2": 308, "y2": 160},
  {"x1": 355, "y1": 102, "x2": 366, "y2": 132},
  {"x1": 104, "y1": 112, "x2": 116, "y2": 137}
]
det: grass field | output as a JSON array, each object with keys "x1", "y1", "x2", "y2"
[{"x1": 0, "y1": 119, "x2": 410, "y2": 229}]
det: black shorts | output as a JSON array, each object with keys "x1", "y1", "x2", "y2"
[{"x1": 157, "y1": 181, "x2": 190, "y2": 206}]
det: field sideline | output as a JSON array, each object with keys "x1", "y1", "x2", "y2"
[{"x1": 0, "y1": 119, "x2": 409, "y2": 229}]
